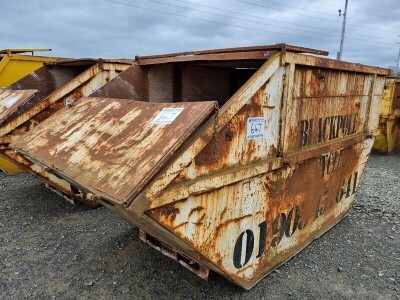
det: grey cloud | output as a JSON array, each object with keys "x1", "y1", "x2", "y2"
[{"x1": 1, "y1": 0, "x2": 399, "y2": 67}]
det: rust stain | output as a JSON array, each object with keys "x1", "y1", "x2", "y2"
[
  {"x1": 188, "y1": 206, "x2": 204, "y2": 218},
  {"x1": 214, "y1": 214, "x2": 253, "y2": 233},
  {"x1": 156, "y1": 204, "x2": 180, "y2": 221},
  {"x1": 220, "y1": 207, "x2": 228, "y2": 219},
  {"x1": 173, "y1": 222, "x2": 189, "y2": 230},
  {"x1": 192, "y1": 214, "x2": 206, "y2": 225}
]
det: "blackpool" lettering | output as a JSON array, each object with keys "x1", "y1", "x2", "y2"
[{"x1": 299, "y1": 113, "x2": 358, "y2": 147}]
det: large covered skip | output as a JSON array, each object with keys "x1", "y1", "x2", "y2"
[
  {"x1": 0, "y1": 58, "x2": 133, "y2": 204},
  {"x1": 11, "y1": 44, "x2": 388, "y2": 288}
]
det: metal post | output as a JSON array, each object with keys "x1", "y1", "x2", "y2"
[
  {"x1": 397, "y1": 47, "x2": 400, "y2": 69},
  {"x1": 337, "y1": 0, "x2": 349, "y2": 61}
]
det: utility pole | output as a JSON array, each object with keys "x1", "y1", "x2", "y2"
[
  {"x1": 337, "y1": 0, "x2": 349, "y2": 61},
  {"x1": 397, "y1": 36, "x2": 400, "y2": 69}
]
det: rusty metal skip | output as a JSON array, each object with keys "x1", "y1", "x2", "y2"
[
  {"x1": 10, "y1": 44, "x2": 388, "y2": 288},
  {"x1": 0, "y1": 58, "x2": 133, "y2": 205}
]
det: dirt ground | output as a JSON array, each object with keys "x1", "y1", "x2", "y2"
[{"x1": 0, "y1": 151, "x2": 399, "y2": 300}]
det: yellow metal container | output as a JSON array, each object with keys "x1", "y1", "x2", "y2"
[
  {"x1": 0, "y1": 49, "x2": 61, "y2": 87},
  {"x1": 10, "y1": 45, "x2": 388, "y2": 288},
  {"x1": 372, "y1": 77, "x2": 400, "y2": 154}
]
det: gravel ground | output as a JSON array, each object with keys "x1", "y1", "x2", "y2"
[{"x1": 0, "y1": 151, "x2": 399, "y2": 300}]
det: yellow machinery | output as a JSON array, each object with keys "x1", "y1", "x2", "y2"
[
  {"x1": 0, "y1": 49, "x2": 61, "y2": 88},
  {"x1": 373, "y1": 77, "x2": 400, "y2": 154}
]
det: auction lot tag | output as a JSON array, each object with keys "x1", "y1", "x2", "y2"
[
  {"x1": 246, "y1": 117, "x2": 265, "y2": 139},
  {"x1": 151, "y1": 108, "x2": 184, "y2": 125},
  {"x1": 2, "y1": 96, "x2": 19, "y2": 108}
]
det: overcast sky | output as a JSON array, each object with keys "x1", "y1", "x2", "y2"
[{"x1": 2, "y1": 0, "x2": 400, "y2": 68}]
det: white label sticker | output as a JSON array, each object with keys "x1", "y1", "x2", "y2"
[
  {"x1": 150, "y1": 108, "x2": 184, "y2": 125},
  {"x1": 246, "y1": 117, "x2": 265, "y2": 140},
  {"x1": 2, "y1": 96, "x2": 19, "y2": 108}
]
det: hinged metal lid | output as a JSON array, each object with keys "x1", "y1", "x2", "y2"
[{"x1": 12, "y1": 97, "x2": 216, "y2": 205}]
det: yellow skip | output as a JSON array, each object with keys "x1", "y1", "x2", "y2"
[{"x1": 0, "y1": 49, "x2": 61, "y2": 87}]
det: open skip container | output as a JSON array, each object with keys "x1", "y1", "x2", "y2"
[
  {"x1": 0, "y1": 48, "x2": 63, "y2": 87},
  {"x1": 0, "y1": 58, "x2": 132, "y2": 205},
  {"x1": 10, "y1": 45, "x2": 388, "y2": 289}
]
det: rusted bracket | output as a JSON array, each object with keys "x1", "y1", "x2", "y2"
[
  {"x1": 139, "y1": 229, "x2": 209, "y2": 280},
  {"x1": 98, "y1": 58, "x2": 104, "y2": 71},
  {"x1": 44, "y1": 183, "x2": 77, "y2": 205}
]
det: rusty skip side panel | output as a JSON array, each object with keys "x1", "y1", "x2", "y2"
[
  {"x1": 147, "y1": 140, "x2": 373, "y2": 289},
  {"x1": 141, "y1": 52, "x2": 283, "y2": 200},
  {"x1": 284, "y1": 67, "x2": 376, "y2": 153},
  {"x1": 90, "y1": 63, "x2": 148, "y2": 101},
  {"x1": 3, "y1": 63, "x2": 97, "y2": 127},
  {"x1": 284, "y1": 52, "x2": 388, "y2": 75},
  {"x1": 11, "y1": 98, "x2": 217, "y2": 205}
]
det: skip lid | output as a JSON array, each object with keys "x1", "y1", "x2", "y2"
[{"x1": 11, "y1": 97, "x2": 216, "y2": 205}]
